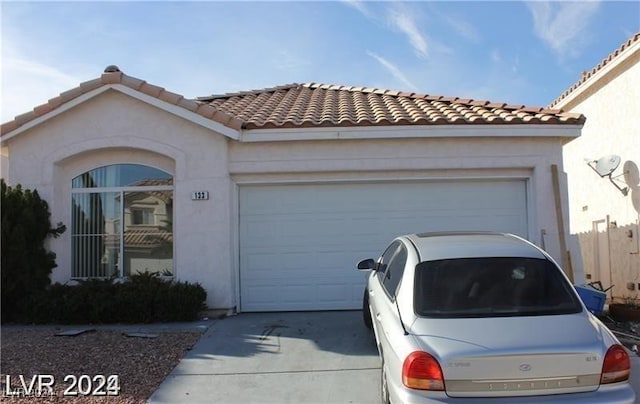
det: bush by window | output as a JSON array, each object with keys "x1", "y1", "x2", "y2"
[{"x1": 1, "y1": 179, "x2": 66, "y2": 323}]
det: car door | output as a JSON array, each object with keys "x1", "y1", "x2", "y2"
[
  {"x1": 368, "y1": 241, "x2": 400, "y2": 333},
  {"x1": 370, "y1": 241, "x2": 408, "y2": 358}
]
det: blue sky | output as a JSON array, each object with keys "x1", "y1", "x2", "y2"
[{"x1": 1, "y1": 1, "x2": 639, "y2": 122}]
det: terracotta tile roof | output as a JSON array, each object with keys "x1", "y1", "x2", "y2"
[
  {"x1": 550, "y1": 32, "x2": 640, "y2": 108},
  {"x1": 1, "y1": 65, "x2": 584, "y2": 136},
  {"x1": 0, "y1": 66, "x2": 244, "y2": 135},
  {"x1": 124, "y1": 230, "x2": 173, "y2": 248},
  {"x1": 198, "y1": 82, "x2": 584, "y2": 129},
  {"x1": 104, "y1": 231, "x2": 172, "y2": 248}
]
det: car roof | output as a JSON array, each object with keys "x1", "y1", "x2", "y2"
[{"x1": 403, "y1": 232, "x2": 547, "y2": 261}]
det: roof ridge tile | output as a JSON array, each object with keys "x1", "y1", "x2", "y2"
[
  {"x1": 101, "y1": 71, "x2": 123, "y2": 84},
  {"x1": 121, "y1": 75, "x2": 146, "y2": 90},
  {"x1": 158, "y1": 90, "x2": 184, "y2": 105},
  {"x1": 178, "y1": 98, "x2": 199, "y2": 112},
  {"x1": 197, "y1": 83, "x2": 301, "y2": 101},
  {"x1": 139, "y1": 82, "x2": 164, "y2": 98},
  {"x1": 549, "y1": 31, "x2": 639, "y2": 107},
  {"x1": 59, "y1": 86, "x2": 85, "y2": 104},
  {"x1": 80, "y1": 78, "x2": 103, "y2": 92}
]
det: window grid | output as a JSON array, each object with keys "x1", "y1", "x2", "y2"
[{"x1": 71, "y1": 164, "x2": 173, "y2": 279}]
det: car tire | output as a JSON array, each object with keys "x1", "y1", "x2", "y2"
[
  {"x1": 362, "y1": 289, "x2": 373, "y2": 329},
  {"x1": 381, "y1": 357, "x2": 390, "y2": 404}
]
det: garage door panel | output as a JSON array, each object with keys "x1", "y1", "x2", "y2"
[
  {"x1": 243, "y1": 277, "x2": 367, "y2": 311},
  {"x1": 243, "y1": 252, "x2": 279, "y2": 271},
  {"x1": 239, "y1": 181, "x2": 528, "y2": 312}
]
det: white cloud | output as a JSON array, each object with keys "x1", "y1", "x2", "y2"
[
  {"x1": 526, "y1": 1, "x2": 601, "y2": 59},
  {"x1": 341, "y1": 0, "x2": 372, "y2": 18},
  {"x1": 1, "y1": 56, "x2": 89, "y2": 122},
  {"x1": 490, "y1": 49, "x2": 502, "y2": 64},
  {"x1": 273, "y1": 50, "x2": 311, "y2": 72},
  {"x1": 443, "y1": 15, "x2": 480, "y2": 42},
  {"x1": 367, "y1": 51, "x2": 417, "y2": 90},
  {"x1": 490, "y1": 50, "x2": 521, "y2": 75},
  {"x1": 388, "y1": 7, "x2": 428, "y2": 59},
  {"x1": 512, "y1": 55, "x2": 521, "y2": 74}
]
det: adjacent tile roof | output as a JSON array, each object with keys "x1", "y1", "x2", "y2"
[
  {"x1": 105, "y1": 231, "x2": 172, "y2": 248},
  {"x1": 550, "y1": 32, "x2": 640, "y2": 108},
  {"x1": 1, "y1": 66, "x2": 585, "y2": 136},
  {"x1": 198, "y1": 82, "x2": 584, "y2": 129}
]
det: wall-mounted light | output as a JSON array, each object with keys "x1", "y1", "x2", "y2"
[{"x1": 586, "y1": 155, "x2": 629, "y2": 196}]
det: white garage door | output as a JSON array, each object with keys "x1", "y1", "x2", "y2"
[{"x1": 239, "y1": 180, "x2": 528, "y2": 312}]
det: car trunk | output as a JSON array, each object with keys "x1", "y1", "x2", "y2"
[{"x1": 409, "y1": 314, "x2": 605, "y2": 398}]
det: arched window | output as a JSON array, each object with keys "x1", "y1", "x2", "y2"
[{"x1": 71, "y1": 164, "x2": 173, "y2": 278}]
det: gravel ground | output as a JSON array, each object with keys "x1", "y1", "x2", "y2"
[{"x1": 1, "y1": 328, "x2": 203, "y2": 403}]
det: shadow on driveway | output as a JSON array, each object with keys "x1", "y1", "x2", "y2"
[
  {"x1": 193, "y1": 311, "x2": 377, "y2": 357},
  {"x1": 150, "y1": 311, "x2": 381, "y2": 403}
]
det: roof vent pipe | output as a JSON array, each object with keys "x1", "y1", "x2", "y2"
[{"x1": 104, "y1": 65, "x2": 121, "y2": 73}]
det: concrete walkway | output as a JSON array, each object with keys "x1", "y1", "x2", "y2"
[
  {"x1": 149, "y1": 311, "x2": 381, "y2": 404},
  {"x1": 0, "y1": 317, "x2": 219, "y2": 334}
]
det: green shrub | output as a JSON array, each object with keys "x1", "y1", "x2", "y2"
[
  {"x1": 155, "y1": 281, "x2": 208, "y2": 322},
  {"x1": 1, "y1": 179, "x2": 66, "y2": 322},
  {"x1": 25, "y1": 273, "x2": 207, "y2": 324},
  {"x1": 123, "y1": 271, "x2": 169, "y2": 322},
  {"x1": 29, "y1": 283, "x2": 70, "y2": 324},
  {"x1": 66, "y1": 278, "x2": 118, "y2": 324}
]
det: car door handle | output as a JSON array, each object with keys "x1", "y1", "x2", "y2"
[{"x1": 376, "y1": 313, "x2": 381, "y2": 319}]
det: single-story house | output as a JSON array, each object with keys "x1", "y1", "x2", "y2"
[
  {"x1": 551, "y1": 32, "x2": 640, "y2": 300},
  {"x1": 1, "y1": 66, "x2": 585, "y2": 312}
]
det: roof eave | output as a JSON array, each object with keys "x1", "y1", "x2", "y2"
[{"x1": 239, "y1": 123, "x2": 583, "y2": 143}]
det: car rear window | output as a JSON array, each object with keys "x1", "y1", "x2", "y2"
[{"x1": 414, "y1": 257, "x2": 583, "y2": 318}]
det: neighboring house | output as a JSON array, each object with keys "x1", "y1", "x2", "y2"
[
  {"x1": 1, "y1": 66, "x2": 585, "y2": 312},
  {"x1": 551, "y1": 33, "x2": 640, "y2": 301}
]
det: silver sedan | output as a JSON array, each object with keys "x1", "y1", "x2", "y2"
[{"x1": 359, "y1": 232, "x2": 635, "y2": 403}]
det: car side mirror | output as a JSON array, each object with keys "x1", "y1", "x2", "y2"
[{"x1": 357, "y1": 258, "x2": 376, "y2": 271}]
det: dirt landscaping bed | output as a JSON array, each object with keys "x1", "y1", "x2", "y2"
[{"x1": 1, "y1": 328, "x2": 203, "y2": 403}]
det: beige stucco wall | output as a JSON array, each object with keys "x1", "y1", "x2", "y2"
[
  {"x1": 4, "y1": 90, "x2": 234, "y2": 309},
  {"x1": 0, "y1": 145, "x2": 8, "y2": 179},
  {"x1": 3, "y1": 87, "x2": 581, "y2": 310},
  {"x1": 561, "y1": 47, "x2": 640, "y2": 298}
]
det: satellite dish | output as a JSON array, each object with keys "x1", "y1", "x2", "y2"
[
  {"x1": 586, "y1": 154, "x2": 629, "y2": 196},
  {"x1": 623, "y1": 160, "x2": 639, "y2": 187},
  {"x1": 592, "y1": 155, "x2": 621, "y2": 177}
]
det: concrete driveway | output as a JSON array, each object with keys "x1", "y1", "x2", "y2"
[
  {"x1": 149, "y1": 311, "x2": 381, "y2": 404},
  {"x1": 150, "y1": 310, "x2": 640, "y2": 404}
]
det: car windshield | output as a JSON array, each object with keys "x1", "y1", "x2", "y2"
[{"x1": 414, "y1": 257, "x2": 583, "y2": 318}]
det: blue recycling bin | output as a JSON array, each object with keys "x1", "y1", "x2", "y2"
[{"x1": 574, "y1": 284, "x2": 607, "y2": 315}]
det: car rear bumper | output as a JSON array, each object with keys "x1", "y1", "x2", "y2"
[{"x1": 390, "y1": 380, "x2": 635, "y2": 403}]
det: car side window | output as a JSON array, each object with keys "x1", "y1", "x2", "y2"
[
  {"x1": 377, "y1": 241, "x2": 401, "y2": 282},
  {"x1": 382, "y1": 245, "x2": 407, "y2": 297}
]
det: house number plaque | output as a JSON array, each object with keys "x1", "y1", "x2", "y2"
[{"x1": 191, "y1": 191, "x2": 209, "y2": 200}]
